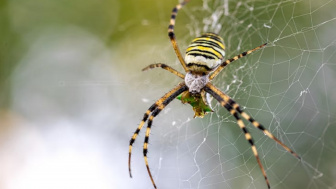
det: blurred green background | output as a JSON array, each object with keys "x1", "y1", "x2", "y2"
[{"x1": 1, "y1": 0, "x2": 336, "y2": 189}]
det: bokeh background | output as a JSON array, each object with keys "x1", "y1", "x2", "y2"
[{"x1": 1, "y1": 0, "x2": 336, "y2": 189}]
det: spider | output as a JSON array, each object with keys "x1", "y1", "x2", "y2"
[{"x1": 128, "y1": 0, "x2": 301, "y2": 188}]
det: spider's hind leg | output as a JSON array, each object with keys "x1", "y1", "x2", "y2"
[
  {"x1": 209, "y1": 43, "x2": 267, "y2": 80},
  {"x1": 168, "y1": 0, "x2": 191, "y2": 72}
]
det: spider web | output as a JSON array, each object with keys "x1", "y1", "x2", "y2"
[
  {"x1": 130, "y1": 0, "x2": 336, "y2": 189},
  {"x1": 1, "y1": 0, "x2": 336, "y2": 189}
]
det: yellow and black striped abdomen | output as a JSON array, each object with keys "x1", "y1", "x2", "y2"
[{"x1": 185, "y1": 32, "x2": 225, "y2": 73}]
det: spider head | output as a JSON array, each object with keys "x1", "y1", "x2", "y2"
[
  {"x1": 184, "y1": 72, "x2": 209, "y2": 93},
  {"x1": 185, "y1": 32, "x2": 225, "y2": 74}
]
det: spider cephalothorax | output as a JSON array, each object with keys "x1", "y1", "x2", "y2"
[{"x1": 128, "y1": 0, "x2": 301, "y2": 188}]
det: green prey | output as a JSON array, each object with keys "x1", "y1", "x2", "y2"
[{"x1": 177, "y1": 91, "x2": 213, "y2": 118}]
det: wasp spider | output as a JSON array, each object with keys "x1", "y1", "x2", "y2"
[{"x1": 128, "y1": 0, "x2": 301, "y2": 188}]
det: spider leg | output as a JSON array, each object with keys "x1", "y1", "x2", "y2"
[
  {"x1": 168, "y1": 0, "x2": 190, "y2": 72},
  {"x1": 128, "y1": 83, "x2": 187, "y2": 178},
  {"x1": 200, "y1": 90, "x2": 212, "y2": 108},
  {"x1": 231, "y1": 108, "x2": 270, "y2": 188},
  {"x1": 209, "y1": 43, "x2": 267, "y2": 80},
  {"x1": 143, "y1": 84, "x2": 188, "y2": 189},
  {"x1": 205, "y1": 83, "x2": 301, "y2": 160},
  {"x1": 227, "y1": 97, "x2": 301, "y2": 160},
  {"x1": 142, "y1": 63, "x2": 185, "y2": 79},
  {"x1": 129, "y1": 104, "x2": 156, "y2": 178},
  {"x1": 200, "y1": 90, "x2": 208, "y2": 105},
  {"x1": 204, "y1": 84, "x2": 270, "y2": 188}
]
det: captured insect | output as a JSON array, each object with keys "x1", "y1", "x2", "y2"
[{"x1": 128, "y1": 0, "x2": 301, "y2": 188}]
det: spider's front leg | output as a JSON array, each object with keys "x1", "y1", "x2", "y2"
[
  {"x1": 204, "y1": 82, "x2": 301, "y2": 188},
  {"x1": 128, "y1": 83, "x2": 187, "y2": 178}
]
